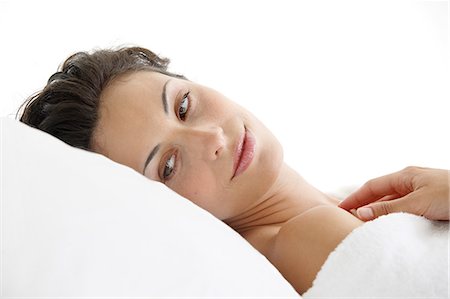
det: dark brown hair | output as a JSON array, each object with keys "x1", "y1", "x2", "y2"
[{"x1": 18, "y1": 46, "x2": 185, "y2": 151}]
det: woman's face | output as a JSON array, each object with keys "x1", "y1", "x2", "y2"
[{"x1": 93, "y1": 71, "x2": 283, "y2": 220}]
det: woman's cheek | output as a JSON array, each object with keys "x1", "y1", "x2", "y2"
[{"x1": 175, "y1": 167, "x2": 219, "y2": 209}]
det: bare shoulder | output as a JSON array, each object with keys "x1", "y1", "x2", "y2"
[
  {"x1": 270, "y1": 205, "x2": 363, "y2": 294},
  {"x1": 277, "y1": 205, "x2": 363, "y2": 245}
]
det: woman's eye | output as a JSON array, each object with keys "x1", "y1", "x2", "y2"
[
  {"x1": 162, "y1": 153, "x2": 176, "y2": 181},
  {"x1": 178, "y1": 92, "x2": 190, "y2": 121}
]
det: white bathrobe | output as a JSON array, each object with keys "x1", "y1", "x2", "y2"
[{"x1": 304, "y1": 213, "x2": 449, "y2": 298}]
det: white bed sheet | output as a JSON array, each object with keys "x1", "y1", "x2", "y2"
[{"x1": 0, "y1": 117, "x2": 300, "y2": 298}]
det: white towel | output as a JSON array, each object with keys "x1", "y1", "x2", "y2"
[{"x1": 303, "y1": 212, "x2": 449, "y2": 298}]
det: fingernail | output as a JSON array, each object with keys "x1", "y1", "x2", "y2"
[{"x1": 357, "y1": 207, "x2": 374, "y2": 220}]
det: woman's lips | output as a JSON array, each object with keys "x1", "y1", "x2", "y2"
[{"x1": 232, "y1": 127, "x2": 256, "y2": 179}]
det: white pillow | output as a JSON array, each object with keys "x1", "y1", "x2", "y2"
[{"x1": 0, "y1": 117, "x2": 300, "y2": 298}]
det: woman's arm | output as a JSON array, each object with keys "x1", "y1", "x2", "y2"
[{"x1": 269, "y1": 205, "x2": 363, "y2": 294}]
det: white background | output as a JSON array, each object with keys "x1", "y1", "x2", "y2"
[{"x1": 0, "y1": 0, "x2": 448, "y2": 194}]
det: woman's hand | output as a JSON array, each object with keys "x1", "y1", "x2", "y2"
[{"x1": 338, "y1": 166, "x2": 449, "y2": 221}]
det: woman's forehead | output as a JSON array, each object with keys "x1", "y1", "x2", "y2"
[
  {"x1": 99, "y1": 71, "x2": 169, "y2": 117},
  {"x1": 93, "y1": 71, "x2": 171, "y2": 172},
  {"x1": 104, "y1": 71, "x2": 168, "y2": 98}
]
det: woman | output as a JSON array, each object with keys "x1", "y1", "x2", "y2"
[{"x1": 18, "y1": 46, "x2": 416, "y2": 294}]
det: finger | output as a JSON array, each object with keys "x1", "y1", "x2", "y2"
[
  {"x1": 356, "y1": 193, "x2": 417, "y2": 221},
  {"x1": 340, "y1": 194, "x2": 399, "y2": 218},
  {"x1": 339, "y1": 170, "x2": 412, "y2": 211},
  {"x1": 378, "y1": 194, "x2": 401, "y2": 202}
]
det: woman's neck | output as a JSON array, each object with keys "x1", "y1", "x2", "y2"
[{"x1": 225, "y1": 163, "x2": 339, "y2": 233}]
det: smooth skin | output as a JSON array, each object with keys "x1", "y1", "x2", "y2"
[
  {"x1": 339, "y1": 166, "x2": 450, "y2": 221},
  {"x1": 92, "y1": 70, "x2": 363, "y2": 294}
]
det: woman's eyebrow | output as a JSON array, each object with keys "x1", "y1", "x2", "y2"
[
  {"x1": 142, "y1": 79, "x2": 171, "y2": 174},
  {"x1": 143, "y1": 144, "x2": 160, "y2": 175},
  {"x1": 161, "y1": 79, "x2": 171, "y2": 114}
]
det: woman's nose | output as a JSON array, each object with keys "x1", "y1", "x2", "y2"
[{"x1": 180, "y1": 126, "x2": 226, "y2": 161}]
